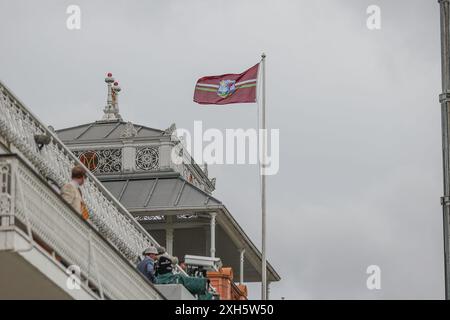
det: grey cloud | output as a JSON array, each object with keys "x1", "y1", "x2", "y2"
[{"x1": 0, "y1": 0, "x2": 443, "y2": 299}]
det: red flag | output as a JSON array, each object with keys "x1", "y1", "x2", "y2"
[{"x1": 193, "y1": 63, "x2": 259, "y2": 105}]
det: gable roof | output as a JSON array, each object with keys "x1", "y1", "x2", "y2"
[
  {"x1": 56, "y1": 121, "x2": 164, "y2": 143},
  {"x1": 100, "y1": 176, "x2": 222, "y2": 210}
]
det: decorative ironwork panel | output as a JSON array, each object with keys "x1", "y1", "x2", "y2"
[
  {"x1": 176, "y1": 214, "x2": 199, "y2": 220},
  {"x1": 0, "y1": 162, "x2": 12, "y2": 219},
  {"x1": 135, "y1": 147, "x2": 159, "y2": 171},
  {"x1": 0, "y1": 81, "x2": 158, "y2": 263},
  {"x1": 74, "y1": 149, "x2": 122, "y2": 174},
  {"x1": 136, "y1": 215, "x2": 165, "y2": 222}
]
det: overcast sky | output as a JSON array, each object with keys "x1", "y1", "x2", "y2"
[{"x1": 0, "y1": 0, "x2": 444, "y2": 299}]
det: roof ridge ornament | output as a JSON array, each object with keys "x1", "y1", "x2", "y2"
[
  {"x1": 102, "y1": 72, "x2": 123, "y2": 121},
  {"x1": 121, "y1": 121, "x2": 138, "y2": 138},
  {"x1": 163, "y1": 123, "x2": 177, "y2": 135}
]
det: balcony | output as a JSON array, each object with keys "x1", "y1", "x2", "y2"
[
  {"x1": 0, "y1": 154, "x2": 166, "y2": 299},
  {"x1": 0, "y1": 80, "x2": 181, "y2": 299}
]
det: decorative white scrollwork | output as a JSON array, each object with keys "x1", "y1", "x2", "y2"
[
  {"x1": 1, "y1": 157, "x2": 162, "y2": 299},
  {"x1": 135, "y1": 215, "x2": 165, "y2": 222},
  {"x1": 0, "y1": 194, "x2": 11, "y2": 217},
  {"x1": 0, "y1": 81, "x2": 212, "y2": 298},
  {"x1": 0, "y1": 81, "x2": 158, "y2": 263},
  {"x1": 74, "y1": 149, "x2": 122, "y2": 174},
  {"x1": 177, "y1": 214, "x2": 198, "y2": 220},
  {"x1": 135, "y1": 147, "x2": 159, "y2": 171},
  {"x1": 0, "y1": 163, "x2": 12, "y2": 218}
]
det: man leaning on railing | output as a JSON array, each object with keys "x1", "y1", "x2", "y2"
[
  {"x1": 137, "y1": 246, "x2": 159, "y2": 283},
  {"x1": 60, "y1": 165, "x2": 89, "y2": 221}
]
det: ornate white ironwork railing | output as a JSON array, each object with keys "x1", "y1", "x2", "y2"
[
  {"x1": 0, "y1": 81, "x2": 158, "y2": 263},
  {"x1": 0, "y1": 81, "x2": 214, "y2": 299},
  {"x1": 0, "y1": 155, "x2": 163, "y2": 299}
]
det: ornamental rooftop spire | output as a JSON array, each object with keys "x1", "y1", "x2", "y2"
[{"x1": 102, "y1": 72, "x2": 123, "y2": 121}]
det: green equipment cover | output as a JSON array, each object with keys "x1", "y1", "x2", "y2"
[{"x1": 155, "y1": 273, "x2": 209, "y2": 297}]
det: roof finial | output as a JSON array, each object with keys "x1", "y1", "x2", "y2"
[{"x1": 102, "y1": 73, "x2": 122, "y2": 121}]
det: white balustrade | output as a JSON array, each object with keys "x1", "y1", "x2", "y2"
[
  {"x1": 0, "y1": 81, "x2": 158, "y2": 264},
  {"x1": 0, "y1": 81, "x2": 212, "y2": 299},
  {"x1": 0, "y1": 155, "x2": 163, "y2": 299}
]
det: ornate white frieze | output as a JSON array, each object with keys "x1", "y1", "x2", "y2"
[
  {"x1": 135, "y1": 146, "x2": 159, "y2": 171},
  {"x1": 73, "y1": 149, "x2": 122, "y2": 174}
]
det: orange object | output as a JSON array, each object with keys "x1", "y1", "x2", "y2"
[
  {"x1": 207, "y1": 267, "x2": 247, "y2": 300},
  {"x1": 81, "y1": 202, "x2": 89, "y2": 220}
]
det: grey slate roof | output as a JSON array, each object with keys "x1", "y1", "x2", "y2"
[
  {"x1": 56, "y1": 121, "x2": 164, "y2": 143},
  {"x1": 101, "y1": 175, "x2": 281, "y2": 282},
  {"x1": 100, "y1": 176, "x2": 221, "y2": 210},
  {"x1": 56, "y1": 121, "x2": 281, "y2": 283}
]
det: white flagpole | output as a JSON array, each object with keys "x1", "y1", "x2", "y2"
[{"x1": 260, "y1": 52, "x2": 268, "y2": 300}]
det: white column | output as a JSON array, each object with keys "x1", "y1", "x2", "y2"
[
  {"x1": 166, "y1": 228, "x2": 174, "y2": 255},
  {"x1": 165, "y1": 215, "x2": 174, "y2": 255},
  {"x1": 239, "y1": 248, "x2": 245, "y2": 284},
  {"x1": 159, "y1": 143, "x2": 172, "y2": 170},
  {"x1": 210, "y1": 212, "x2": 216, "y2": 258},
  {"x1": 122, "y1": 142, "x2": 135, "y2": 173}
]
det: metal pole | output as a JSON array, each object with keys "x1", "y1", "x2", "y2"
[
  {"x1": 261, "y1": 52, "x2": 267, "y2": 300},
  {"x1": 239, "y1": 248, "x2": 245, "y2": 284},
  {"x1": 439, "y1": 0, "x2": 450, "y2": 300},
  {"x1": 210, "y1": 212, "x2": 216, "y2": 258}
]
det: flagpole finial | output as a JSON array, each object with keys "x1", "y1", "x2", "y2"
[
  {"x1": 261, "y1": 52, "x2": 266, "y2": 59},
  {"x1": 102, "y1": 72, "x2": 123, "y2": 121}
]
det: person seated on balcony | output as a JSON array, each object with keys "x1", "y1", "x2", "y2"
[
  {"x1": 137, "y1": 246, "x2": 158, "y2": 283},
  {"x1": 155, "y1": 246, "x2": 178, "y2": 276},
  {"x1": 178, "y1": 258, "x2": 187, "y2": 272},
  {"x1": 153, "y1": 250, "x2": 210, "y2": 298},
  {"x1": 60, "y1": 165, "x2": 89, "y2": 220}
]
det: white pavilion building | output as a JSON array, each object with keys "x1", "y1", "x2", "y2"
[{"x1": 56, "y1": 74, "x2": 280, "y2": 292}]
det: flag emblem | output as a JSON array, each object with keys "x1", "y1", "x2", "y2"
[
  {"x1": 193, "y1": 63, "x2": 259, "y2": 105},
  {"x1": 217, "y1": 80, "x2": 236, "y2": 98}
]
